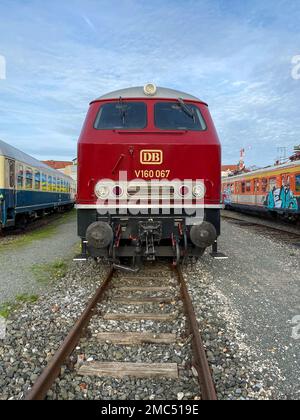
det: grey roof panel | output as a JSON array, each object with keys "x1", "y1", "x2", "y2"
[
  {"x1": 94, "y1": 86, "x2": 206, "y2": 103},
  {"x1": 0, "y1": 139, "x2": 73, "y2": 180}
]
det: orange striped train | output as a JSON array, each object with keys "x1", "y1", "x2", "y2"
[{"x1": 222, "y1": 158, "x2": 300, "y2": 222}]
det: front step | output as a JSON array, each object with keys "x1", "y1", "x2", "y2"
[
  {"x1": 78, "y1": 362, "x2": 178, "y2": 379},
  {"x1": 97, "y1": 331, "x2": 176, "y2": 345},
  {"x1": 103, "y1": 313, "x2": 177, "y2": 321}
]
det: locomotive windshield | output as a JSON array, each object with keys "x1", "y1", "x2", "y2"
[
  {"x1": 154, "y1": 102, "x2": 206, "y2": 131},
  {"x1": 94, "y1": 101, "x2": 147, "y2": 130}
]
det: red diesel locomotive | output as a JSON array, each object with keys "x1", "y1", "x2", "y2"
[{"x1": 76, "y1": 85, "x2": 224, "y2": 269}]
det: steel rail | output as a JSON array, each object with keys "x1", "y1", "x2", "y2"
[
  {"x1": 25, "y1": 268, "x2": 114, "y2": 400},
  {"x1": 26, "y1": 264, "x2": 216, "y2": 401},
  {"x1": 175, "y1": 266, "x2": 217, "y2": 401},
  {"x1": 221, "y1": 210, "x2": 300, "y2": 236}
]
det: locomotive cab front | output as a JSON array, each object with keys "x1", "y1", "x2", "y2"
[{"x1": 76, "y1": 85, "x2": 224, "y2": 267}]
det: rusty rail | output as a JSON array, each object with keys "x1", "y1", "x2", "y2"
[
  {"x1": 26, "y1": 264, "x2": 216, "y2": 401},
  {"x1": 25, "y1": 268, "x2": 114, "y2": 400},
  {"x1": 175, "y1": 266, "x2": 217, "y2": 401}
]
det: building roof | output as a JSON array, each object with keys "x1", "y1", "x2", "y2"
[
  {"x1": 93, "y1": 86, "x2": 207, "y2": 104},
  {"x1": 0, "y1": 139, "x2": 73, "y2": 180},
  {"x1": 222, "y1": 165, "x2": 238, "y2": 172},
  {"x1": 43, "y1": 160, "x2": 73, "y2": 170},
  {"x1": 222, "y1": 159, "x2": 300, "y2": 181}
]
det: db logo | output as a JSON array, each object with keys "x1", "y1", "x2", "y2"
[{"x1": 140, "y1": 150, "x2": 163, "y2": 165}]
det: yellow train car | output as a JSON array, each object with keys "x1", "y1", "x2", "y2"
[
  {"x1": 222, "y1": 159, "x2": 300, "y2": 221},
  {"x1": 0, "y1": 139, "x2": 75, "y2": 229}
]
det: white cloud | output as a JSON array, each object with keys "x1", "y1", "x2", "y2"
[
  {"x1": 82, "y1": 15, "x2": 97, "y2": 34},
  {"x1": 0, "y1": 0, "x2": 299, "y2": 165}
]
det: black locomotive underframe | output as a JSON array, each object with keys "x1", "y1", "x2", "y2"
[{"x1": 77, "y1": 208, "x2": 220, "y2": 260}]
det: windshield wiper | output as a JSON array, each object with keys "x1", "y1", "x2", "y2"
[
  {"x1": 118, "y1": 96, "x2": 128, "y2": 125},
  {"x1": 178, "y1": 98, "x2": 195, "y2": 122}
]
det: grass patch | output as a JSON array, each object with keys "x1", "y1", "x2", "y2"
[
  {"x1": 0, "y1": 294, "x2": 39, "y2": 319},
  {"x1": 0, "y1": 302, "x2": 18, "y2": 319},
  {"x1": 31, "y1": 259, "x2": 68, "y2": 284},
  {"x1": 0, "y1": 210, "x2": 76, "y2": 252},
  {"x1": 15, "y1": 294, "x2": 39, "y2": 304}
]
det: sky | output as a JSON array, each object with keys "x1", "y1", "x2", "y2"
[{"x1": 0, "y1": 0, "x2": 300, "y2": 167}]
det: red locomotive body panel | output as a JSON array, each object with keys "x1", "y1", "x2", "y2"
[
  {"x1": 76, "y1": 86, "x2": 224, "y2": 264},
  {"x1": 77, "y1": 99, "x2": 221, "y2": 205}
]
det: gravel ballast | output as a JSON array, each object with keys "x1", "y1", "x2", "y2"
[
  {"x1": 0, "y1": 218, "x2": 299, "y2": 400},
  {"x1": 0, "y1": 211, "x2": 78, "y2": 304}
]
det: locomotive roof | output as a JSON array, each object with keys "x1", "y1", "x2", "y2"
[
  {"x1": 0, "y1": 139, "x2": 73, "y2": 180},
  {"x1": 94, "y1": 86, "x2": 207, "y2": 103}
]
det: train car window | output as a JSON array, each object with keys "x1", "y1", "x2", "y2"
[
  {"x1": 48, "y1": 176, "x2": 53, "y2": 192},
  {"x1": 26, "y1": 168, "x2": 33, "y2": 189},
  {"x1": 17, "y1": 165, "x2": 24, "y2": 189},
  {"x1": 154, "y1": 102, "x2": 207, "y2": 131},
  {"x1": 35, "y1": 172, "x2": 41, "y2": 190},
  {"x1": 296, "y1": 174, "x2": 300, "y2": 192},
  {"x1": 254, "y1": 179, "x2": 260, "y2": 192},
  {"x1": 53, "y1": 177, "x2": 57, "y2": 192},
  {"x1": 42, "y1": 174, "x2": 47, "y2": 191},
  {"x1": 94, "y1": 102, "x2": 147, "y2": 130},
  {"x1": 269, "y1": 178, "x2": 276, "y2": 191},
  {"x1": 241, "y1": 182, "x2": 246, "y2": 193},
  {"x1": 246, "y1": 181, "x2": 251, "y2": 192},
  {"x1": 262, "y1": 178, "x2": 268, "y2": 193},
  {"x1": 8, "y1": 160, "x2": 15, "y2": 188}
]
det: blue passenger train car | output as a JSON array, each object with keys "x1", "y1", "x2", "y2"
[{"x1": 0, "y1": 139, "x2": 75, "y2": 229}]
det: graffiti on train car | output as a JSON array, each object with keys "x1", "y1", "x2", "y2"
[
  {"x1": 223, "y1": 186, "x2": 232, "y2": 205},
  {"x1": 266, "y1": 185, "x2": 299, "y2": 210}
]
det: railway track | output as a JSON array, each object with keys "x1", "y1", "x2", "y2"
[
  {"x1": 222, "y1": 210, "x2": 300, "y2": 248},
  {"x1": 0, "y1": 211, "x2": 71, "y2": 239},
  {"x1": 25, "y1": 264, "x2": 216, "y2": 401}
]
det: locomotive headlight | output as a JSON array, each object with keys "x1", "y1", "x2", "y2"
[
  {"x1": 144, "y1": 83, "x2": 157, "y2": 96},
  {"x1": 193, "y1": 183, "x2": 206, "y2": 198},
  {"x1": 95, "y1": 183, "x2": 109, "y2": 199},
  {"x1": 113, "y1": 185, "x2": 124, "y2": 197},
  {"x1": 179, "y1": 185, "x2": 190, "y2": 197}
]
